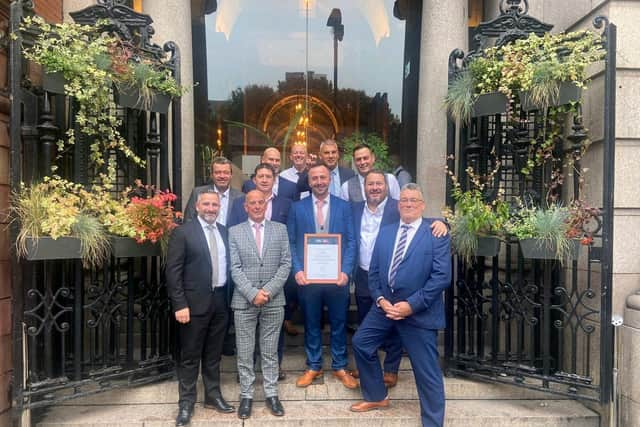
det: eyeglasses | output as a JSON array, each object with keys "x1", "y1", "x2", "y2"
[{"x1": 399, "y1": 198, "x2": 423, "y2": 204}]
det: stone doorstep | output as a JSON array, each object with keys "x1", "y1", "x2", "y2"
[{"x1": 36, "y1": 400, "x2": 599, "y2": 427}]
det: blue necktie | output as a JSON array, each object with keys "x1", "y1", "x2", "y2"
[
  {"x1": 330, "y1": 169, "x2": 340, "y2": 196},
  {"x1": 388, "y1": 225, "x2": 410, "y2": 290}
]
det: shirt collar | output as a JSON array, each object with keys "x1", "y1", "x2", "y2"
[
  {"x1": 400, "y1": 217, "x2": 422, "y2": 229},
  {"x1": 248, "y1": 218, "x2": 265, "y2": 228},
  {"x1": 366, "y1": 196, "x2": 388, "y2": 215},
  {"x1": 197, "y1": 216, "x2": 217, "y2": 229},
  {"x1": 214, "y1": 186, "x2": 229, "y2": 197},
  {"x1": 312, "y1": 193, "x2": 329, "y2": 205}
]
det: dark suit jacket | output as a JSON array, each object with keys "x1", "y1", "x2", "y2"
[
  {"x1": 352, "y1": 197, "x2": 400, "y2": 273},
  {"x1": 242, "y1": 176, "x2": 299, "y2": 201},
  {"x1": 226, "y1": 194, "x2": 292, "y2": 227},
  {"x1": 296, "y1": 166, "x2": 355, "y2": 193},
  {"x1": 166, "y1": 220, "x2": 231, "y2": 315},
  {"x1": 368, "y1": 218, "x2": 451, "y2": 330},
  {"x1": 183, "y1": 184, "x2": 243, "y2": 224},
  {"x1": 287, "y1": 195, "x2": 356, "y2": 277}
]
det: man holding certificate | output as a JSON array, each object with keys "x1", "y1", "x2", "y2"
[{"x1": 287, "y1": 162, "x2": 358, "y2": 389}]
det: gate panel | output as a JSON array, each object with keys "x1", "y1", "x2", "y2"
[{"x1": 444, "y1": 1, "x2": 615, "y2": 403}]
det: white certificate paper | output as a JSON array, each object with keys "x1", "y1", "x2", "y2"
[{"x1": 304, "y1": 234, "x2": 341, "y2": 283}]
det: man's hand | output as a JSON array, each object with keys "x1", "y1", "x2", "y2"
[
  {"x1": 295, "y1": 271, "x2": 309, "y2": 286},
  {"x1": 383, "y1": 301, "x2": 413, "y2": 320},
  {"x1": 336, "y1": 272, "x2": 349, "y2": 287},
  {"x1": 253, "y1": 289, "x2": 270, "y2": 306},
  {"x1": 175, "y1": 307, "x2": 190, "y2": 324},
  {"x1": 431, "y1": 220, "x2": 448, "y2": 238}
]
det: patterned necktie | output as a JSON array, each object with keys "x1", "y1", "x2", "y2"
[
  {"x1": 253, "y1": 222, "x2": 262, "y2": 256},
  {"x1": 315, "y1": 199, "x2": 325, "y2": 231},
  {"x1": 330, "y1": 169, "x2": 340, "y2": 196},
  {"x1": 206, "y1": 224, "x2": 219, "y2": 289},
  {"x1": 389, "y1": 225, "x2": 410, "y2": 290}
]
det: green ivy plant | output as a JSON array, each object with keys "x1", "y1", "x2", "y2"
[
  {"x1": 20, "y1": 16, "x2": 185, "y2": 186},
  {"x1": 444, "y1": 164, "x2": 509, "y2": 263}
]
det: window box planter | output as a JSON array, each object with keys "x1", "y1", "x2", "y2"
[
  {"x1": 114, "y1": 85, "x2": 171, "y2": 113},
  {"x1": 474, "y1": 236, "x2": 501, "y2": 258},
  {"x1": 109, "y1": 236, "x2": 160, "y2": 258},
  {"x1": 24, "y1": 236, "x2": 82, "y2": 260},
  {"x1": 519, "y1": 82, "x2": 582, "y2": 112},
  {"x1": 42, "y1": 71, "x2": 67, "y2": 95},
  {"x1": 519, "y1": 238, "x2": 580, "y2": 261},
  {"x1": 472, "y1": 92, "x2": 509, "y2": 117}
]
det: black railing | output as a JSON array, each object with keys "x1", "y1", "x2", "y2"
[
  {"x1": 444, "y1": 0, "x2": 615, "y2": 404},
  {"x1": 9, "y1": 0, "x2": 182, "y2": 418}
]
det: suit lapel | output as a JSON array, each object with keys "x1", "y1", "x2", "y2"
[
  {"x1": 262, "y1": 221, "x2": 273, "y2": 258},
  {"x1": 302, "y1": 197, "x2": 315, "y2": 231},
  {"x1": 400, "y1": 220, "x2": 429, "y2": 266},
  {"x1": 193, "y1": 220, "x2": 212, "y2": 269},
  {"x1": 328, "y1": 195, "x2": 339, "y2": 233}
]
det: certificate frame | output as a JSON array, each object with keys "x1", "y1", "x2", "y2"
[{"x1": 303, "y1": 233, "x2": 342, "y2": 284}]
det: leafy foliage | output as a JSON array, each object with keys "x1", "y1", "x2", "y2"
[{"x1": 341, "y1": 133, "x2": 392, "y2": 172}]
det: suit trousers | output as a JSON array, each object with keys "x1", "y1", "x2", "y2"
[
  {"x1": 353, "y1": 267, "x2": 403, "y2": 374},
  {"x1": 234, "y1": 304, "x2": 285, "y2": 399},
  {"x1": 177, "y1": 288, "x2": 228, "y2": 406},
  {"x1": 352, "y1": 307, "x2": 445, "y2": 427},
  {"x1": 299, "y1": 283, "x2": 350, "y2": 370}
]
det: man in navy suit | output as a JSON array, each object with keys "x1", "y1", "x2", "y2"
[
  {"x1": 287, "y1": 162, "x2": 358, "y2": 389},
  {"x1": 350, "y1": 184, "x2": 451, "y2": 427},
  {"x1": 242, "y1": 147, "x2": 299, "y2": 201},
  {"x1": 297, "y1": 139, "x2": 355, "y2": 196},
  {"x1": 166, "y1": 190, "x2": 235, "y2": 426}
]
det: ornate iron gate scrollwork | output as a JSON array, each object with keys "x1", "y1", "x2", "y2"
[
  {"x1": 9, "y1": 0, "x2": 183, "y2": 418},
  {"x1": 444, "y1": 0, "x2": 616, "y2": 403}
]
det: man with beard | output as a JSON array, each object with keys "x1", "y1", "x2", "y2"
[{"x1": 297, "y1": 139, "x2": 355, "y2": 197}]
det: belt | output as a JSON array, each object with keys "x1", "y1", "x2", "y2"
[{"x1": 212, "y1": 285, "x2": 227, "y2": 294}]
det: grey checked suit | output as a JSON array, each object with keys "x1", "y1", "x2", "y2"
[{"x1": 229, "y1": 220, "x2": 291, "y2": 399}]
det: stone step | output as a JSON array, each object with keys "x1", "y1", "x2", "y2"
[{"x1": 36, "y1": 399, "x2": 599, "y2": 426}]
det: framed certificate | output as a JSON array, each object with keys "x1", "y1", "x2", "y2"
[{"x1": 304, "y1": 233, "x2": 342, "y2": 284}]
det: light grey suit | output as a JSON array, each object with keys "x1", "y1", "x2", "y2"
[{"x1": 229, "y1": 220, "x2": 291, "y2": 399}]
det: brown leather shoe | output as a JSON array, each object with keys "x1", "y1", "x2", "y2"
[
  {"x1": 283, "y1": 320, "x2": 300, "y2": 336},
  {"x1": 350, "y1": 398, "x2": 390, "y2": 412},
  {"x1": 296, "y1": 369, "x2": 323, "y2": 387},
  {"x1": 383, "y1": 372, "x2": 398, "y2": 388},
  {"x1": 333, "y1": 369, "x2": 359, "y2": 389}
]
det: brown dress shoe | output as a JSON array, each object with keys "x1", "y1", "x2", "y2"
[
  {"x1": 333, "y1": 369, "x2": 359, "y2": 389},
  {"x1": 350, "y1": 398, "x2": 390, "y2": 412},
  {"x1": 383, "y1": 372, "x2": 398, "y2": 388},
  {"x1": 283, "y1": 320, "x2": 300, "y2": 336},
  {"x1": 296, "y1": 369, "x2": 323, "y2": 387}
]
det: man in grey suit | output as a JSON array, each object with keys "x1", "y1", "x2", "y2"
[
  {"x1": 229, "y1": 190, "x2": 292, "y2": 419},
  {"x1": 184, "y1": 156, "x2": 243, "y2": 226}
]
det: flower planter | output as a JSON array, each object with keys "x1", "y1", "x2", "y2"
[
  {"x1": 114, "y1": 85, "x2": 171, "y2": 113},
  {"x1": 519, "y1": 82, "x2": 582, "y2": 112},
  {"x1": 109, "y1": 236, "x2": 160, "y2": 258},
  {"x1": 519, "y1": 238, "x2": 580, "y2": 261},
  {"x1": 474, "y1": 236, "x2": 501, "y2": 257},
  {"x1": 24, "y1": 236, "x2": 82, "y2": 260},
  {"x1": 472, "y1": 92, "x2": 509, "y2": 117},
  {"x1": 42, "y1": 71, "x2": 68, "y2": 95}
]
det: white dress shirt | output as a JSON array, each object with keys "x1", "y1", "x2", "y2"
[
  {"x1": 312, "y1": 193, "x2": 330, "y2": 232},
  {"x1": 388, "y1": 217, "x2": 422, "y2": 281},
  {"x1": 330, "y1": 168, "x2": 342, "y2": 197},
  {"x1": 215, "y1": 186, "x2": 230, "y2": 226},
  {"x1": 358, "y1": 197, "x2": 388, "y2": 271},
  {"x1": 197, "y1": 216, "x2": 227, "y2": 287},
  {"x1": 265, "y1": 193, "x2": 274, "y2": 221},
  {"x1": 340, "y1": 173, "x2": 401, "y2": 201}
]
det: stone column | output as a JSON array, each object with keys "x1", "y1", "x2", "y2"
[
  {"x1": 143, "y1": 1, "x2": 195, "y2": 204},
  {"x1": 416, "y1": 0, "x2": 468, "y2": 216}
]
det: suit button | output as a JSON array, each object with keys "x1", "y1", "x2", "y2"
[{"x1": 260, "y1": 264, "x2": 264, "y2": 267}]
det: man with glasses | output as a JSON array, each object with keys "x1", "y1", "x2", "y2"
[{"x1": 350, "y1": 184, "x2": 452, "y2": 427}]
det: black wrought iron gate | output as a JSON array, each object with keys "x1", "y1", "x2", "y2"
[
  {"x1": 9, "y1": 0, "x2": 183, "y2": 421},
  {"x1": 443, "y1": 1, "x2": 616, "y2": 404}
]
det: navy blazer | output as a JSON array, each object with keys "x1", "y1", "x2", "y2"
[
  {"x1": 226, "y1": 194, "x2": 292, "y2": 227},
  {"x1": 368, "y1": 219, "x2": 451, "y2": 330},
  {"x1": 297, "y1": 166, "x2": 355, "y2": 193},
  {"x1": 352, "y1": 198, "x2": 400, "y2": 272},
  {"x1": 242, "y1": 176, "x2": 300, "y2": 201},
  {"x1": 166, "y1": 220, "x2": 231, "y2": 315},
  {"x1": 287, "y1": 195, "x2": 356, "y2": 277}
]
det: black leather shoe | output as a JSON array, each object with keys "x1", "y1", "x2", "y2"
[
  {"x1": 265, "y1": 396, "x2": 285, "y2": 416},
  {"x1": 175, "y1": 404, "x2": 193, "y2": 426},
  {"x1": 204, "y1": 396, "x2": 235, "y2": 413},
  {"x1": 238, "y1": 398, "x2": 252, "y2": 419},
  {"x1": 278, "y1": 371, "x2": 287, "y2": 381}
]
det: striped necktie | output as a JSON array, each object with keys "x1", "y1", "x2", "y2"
[{"x1": 388, "y1": 225, "x2": 410, "y2": 290}]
